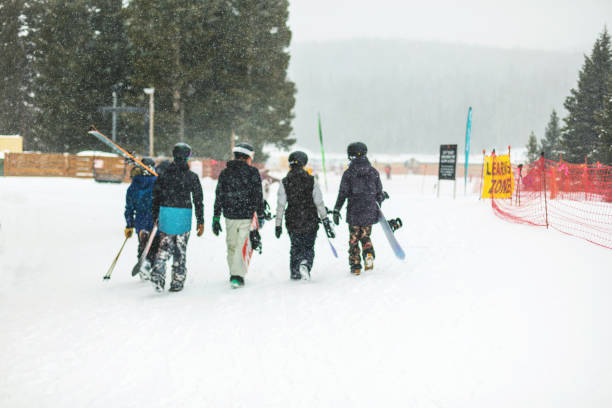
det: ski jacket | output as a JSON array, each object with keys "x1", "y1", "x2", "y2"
[
  {"x1": 125, "y1": 175, "x2": 157, "y2": 232},
  {"x1": 214, "y1": 160, "x2": 264, "y2": 220},
  {"x1": 334, "y1": 156, "x2": 384, "y2": 226},
  {"x1": 152, "y1": 161, "x2": 204, "y2": 226},
  {"x1": 276, "y1": 168, "x2": 327, "y2": 234}
]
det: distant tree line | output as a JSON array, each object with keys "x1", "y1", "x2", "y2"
[
  {"x1": 0, "y1": 0, "x2": 296, "y2": 160},
  {"x1": 526, "y1": 28, "x2": 612, "y2": 165}
]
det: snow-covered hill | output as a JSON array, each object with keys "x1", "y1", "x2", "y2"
[{"x1": 1, "y1": 175, "x2": 610, "y2": 407}]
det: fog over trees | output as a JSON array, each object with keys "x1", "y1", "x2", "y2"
[{"x1": 289, "y1": 39, "x2": 583, "y2": 155}]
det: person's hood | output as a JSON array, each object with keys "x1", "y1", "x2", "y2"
[
  {"x1": 349, "y1": 156, "x2": 372, "y2": 175},
  {"x1": 227, "y1": 159, "x2": 249, "y2": 169},
  {"x1": 169, "y1": 160, "x2": 190, "y2": 172},
  {"x1": 131, "y1": 175, "x2": 157, "y2": 189}
]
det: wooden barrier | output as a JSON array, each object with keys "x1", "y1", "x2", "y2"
[{"x1": 4, "y1": 152, "x2": 130, "y2": 181}]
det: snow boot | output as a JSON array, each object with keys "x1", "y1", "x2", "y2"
[
  {"x1": 290, "y1": 270, "x2": 301, "y2": 280},
  {"x1": 169, "y1": 282, "x2": 183, "y2": 292},
  {"x1": 139, "y1": 259, "x2": 152, "y2": 281},
  {"x1": 230, "y1": 275, "x2": 244, "y2": 289},
  {"x1": 351, "y1": 267, "x2": 361, "y2": 276},
  {"x1": 152, "y1": 278, "x2": 164, "y2": 292},
  {"x1": 364, "y1": 254, "x2": 374, "y2": 271},
  {"x1": 299, "y1": 260, "x2": 310, "y2": 281}
]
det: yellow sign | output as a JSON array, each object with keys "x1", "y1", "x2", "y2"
[{"x1": 482, "y1": 154, "x2": 514, "y2": 198}]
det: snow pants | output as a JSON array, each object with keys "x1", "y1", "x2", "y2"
[
  {"x1": 137, "y1": 229, "x2": 160, "y2": 265},
  {"x1": 348, "y1": 225, "x2": 374, "y2": 270},
  {"x1": 150, "y1": 231, "x2": 190, "y2": 288},
  {"x1": 289, "y1": 230, "x2": 317, "y2": 278},
  {"x1": 225, "y1": 218, "x2": 252, "y2": 278}
]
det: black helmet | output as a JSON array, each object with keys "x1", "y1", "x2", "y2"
[
  {"x1": 141, "y1": 157, "x2": 155, "y2": 168},
  {"x1": 347, "y1": 142, "x2": 367, "y2": 159},
  {"x1": 288, "y1": 151, "x2": 308, "y2": 168},
  {"x1": 172, "y1": 143, "x2": 192, "y2": 162},
  {"x1": 233, "y1": 142, "x2": 255, "y2": 159},
  {"x1": 140, "y1": 157, "x2": 156, "y2": 175}
]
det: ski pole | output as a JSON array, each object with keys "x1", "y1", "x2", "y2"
[{"x1": 104, "y1": 236, "x2": 129, "y2": 280}]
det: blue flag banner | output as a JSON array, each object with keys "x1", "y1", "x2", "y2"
[{"x1": 464, "y1": 107, "x2": 472, "y2": 194}]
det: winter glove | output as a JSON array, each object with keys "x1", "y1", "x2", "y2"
[
  {"x1": 322, "y1": 218, "x2": 335, "y2": 239},
  {"x1": 332, "y1": 209, "x2": 341, "y2": 226},
  {"x1": 383, "y1": 191, "x2": 390, "y2": 201},
  {"x1": 275, "y1": 226, "x2": 282, "y2": 238},
  {"x1": 212, "y1": 217, "x2": 222, "y2": 236},
  {"x1": 125, "y1": 227, "x2": 134, "y2": 239},
  {"x1": 197, "y1": 224, "x2": 204, "y2": 237}
]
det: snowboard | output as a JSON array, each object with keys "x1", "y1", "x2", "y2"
[
  {"x1": 377, "y1": 204, "x2": 405, "y2": 260},
  {"x1": 131, "y1": 224, "x2": 158, "y2": 276},
  {"x1": 241, "y1": 213, "x2": 260, "y2": 270},
  {"x1": 326, "y1": 236, "x2": 338, "y2": 258}
]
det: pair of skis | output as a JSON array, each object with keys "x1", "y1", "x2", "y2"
[{"x1": 87, "y1": 125, "x2": 158, "y2": 176}]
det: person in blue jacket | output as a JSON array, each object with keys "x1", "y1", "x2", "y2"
[{"x1": 124, "y1": 157, "x2": 159, "y2": 280}]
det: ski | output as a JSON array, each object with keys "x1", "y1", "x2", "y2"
[
  {"x1": 103, "y1": 236, "x2": 129, "y2": 280},
  {"x1": 131, "y1": 224, "x2": 158, "y2": 277},
  {"x1": 87, "y1": 125, "x2": 158, "y2": 176},
  {"x1": 377, "y1": 204, "x2": 406, "y2": 260}
]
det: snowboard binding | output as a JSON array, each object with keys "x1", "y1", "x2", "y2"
[
  {"x1": 388, "y1": 217, "x2": 403, "y2": 233},
  {"x1": 250, "y1": 230, "x2": 262, "y2": 254}
]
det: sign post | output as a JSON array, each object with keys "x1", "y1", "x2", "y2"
[{"x1": 438, "y1": 144, "x2": 458, "y2": 199}]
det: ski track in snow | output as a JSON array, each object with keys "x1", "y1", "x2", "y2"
[{"x1": 1, "y1": 175, "x2": 611, "y2": 407}]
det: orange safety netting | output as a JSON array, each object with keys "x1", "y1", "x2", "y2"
[{"x1": 491, "y1": 157, "x2": 612, "y2": 249}]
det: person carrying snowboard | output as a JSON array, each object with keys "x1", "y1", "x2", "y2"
[
  {"x1": 332, "y1": 142, "x2": 384, "y2": 276},
  {"x1": 150, "y1": 143, "x2": 204, "y2": 292},
  {"x1": 124, "y1": 157, "x2": 159, "y2": 280},
  {"x1": 212, "y1": 142, "x2": 265, "y2": 288},
  {"x1": 275, "y1": 151, "x2": 334, "y2": 280}
]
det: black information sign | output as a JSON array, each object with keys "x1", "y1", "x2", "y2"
[{"x1": 438, "y1": 144, "x2": 457, "y2": 180}]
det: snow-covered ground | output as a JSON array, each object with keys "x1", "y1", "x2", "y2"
[{"x1": 1, "y1": 174, "x2": 611, "y2": 407}]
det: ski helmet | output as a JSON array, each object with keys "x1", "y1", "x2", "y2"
[
  {"x1": 347, "y1": 142, "x2": 367, "y2": 159},
  {"x1": 288, "y1": 151, "x2": 308, "y2": 168},
  {"x1": 172, "y1": 143, "x2": 192, "y2": 162},
  {"x1": 233, "y1": 142, "x2": 255, "y2": 159}
]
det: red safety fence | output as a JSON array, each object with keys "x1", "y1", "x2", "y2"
[{"x1": 491, "y1": 156, "x2": 612, "y2": 249}]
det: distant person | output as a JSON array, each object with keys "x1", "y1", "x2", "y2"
[
  {"x1": 212, "y1": 142, "x2": 265, "y2": 288},
  {"x1": 275, "y1": 151, "x2": 334, "y2": 280},
  {"x1": 150, "y1": 143, "x2": 204, "y2": 292},
  {"x1": 124, "y1": 157, "x2": 159, "y2": 280},
  {"x1": 332, "y1": 142, "x2": 384, "y2": 276},
  {"x1": 384, "y1": 164, "x2": 392, "y2": 180}
]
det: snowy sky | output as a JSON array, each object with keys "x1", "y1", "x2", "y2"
[{"x1": 288, "y1": 0, "x2": 612, "y2": 51}]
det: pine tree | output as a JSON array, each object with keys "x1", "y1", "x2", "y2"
[
  {"x1": 540, "y1": 109, "x2": 561, "y2": 160},
  {"x1": 526, "y1": 131, "x2": 540, "y2": 163},
  {"x1": 0, "y1": 0, "x2": 34, "y2": 141},
  {"x1": 31, "y1": 0, "x2": 130, "y2": 152},
  {"x1": 560, "y1": 28, "x2": 612, "y2": 163},
  {"x1": 596, "y1": 77, "x2": 612, "y2": 165}
]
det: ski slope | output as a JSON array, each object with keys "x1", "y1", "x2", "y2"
[{"x1": 1, "y1": 174, "x2": 611, "y2": 407}]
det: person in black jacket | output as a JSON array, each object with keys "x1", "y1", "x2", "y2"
[
  {"x1": 150, "y1": 143, "x2": 204, "y2": 292},
  {"x1": 275, "y1": 151, "x2": 334, "y2": 280},
  {"x1": 212, "y1": 142, "x2": 264, "y2": 288},
  {"x1": 333, "y1": 142, "x2": 384, "y2": 275}
]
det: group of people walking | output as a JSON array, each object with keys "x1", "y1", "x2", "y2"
[{"x1": 123, "y1": 140, "x2": 386, "y2": 292}]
